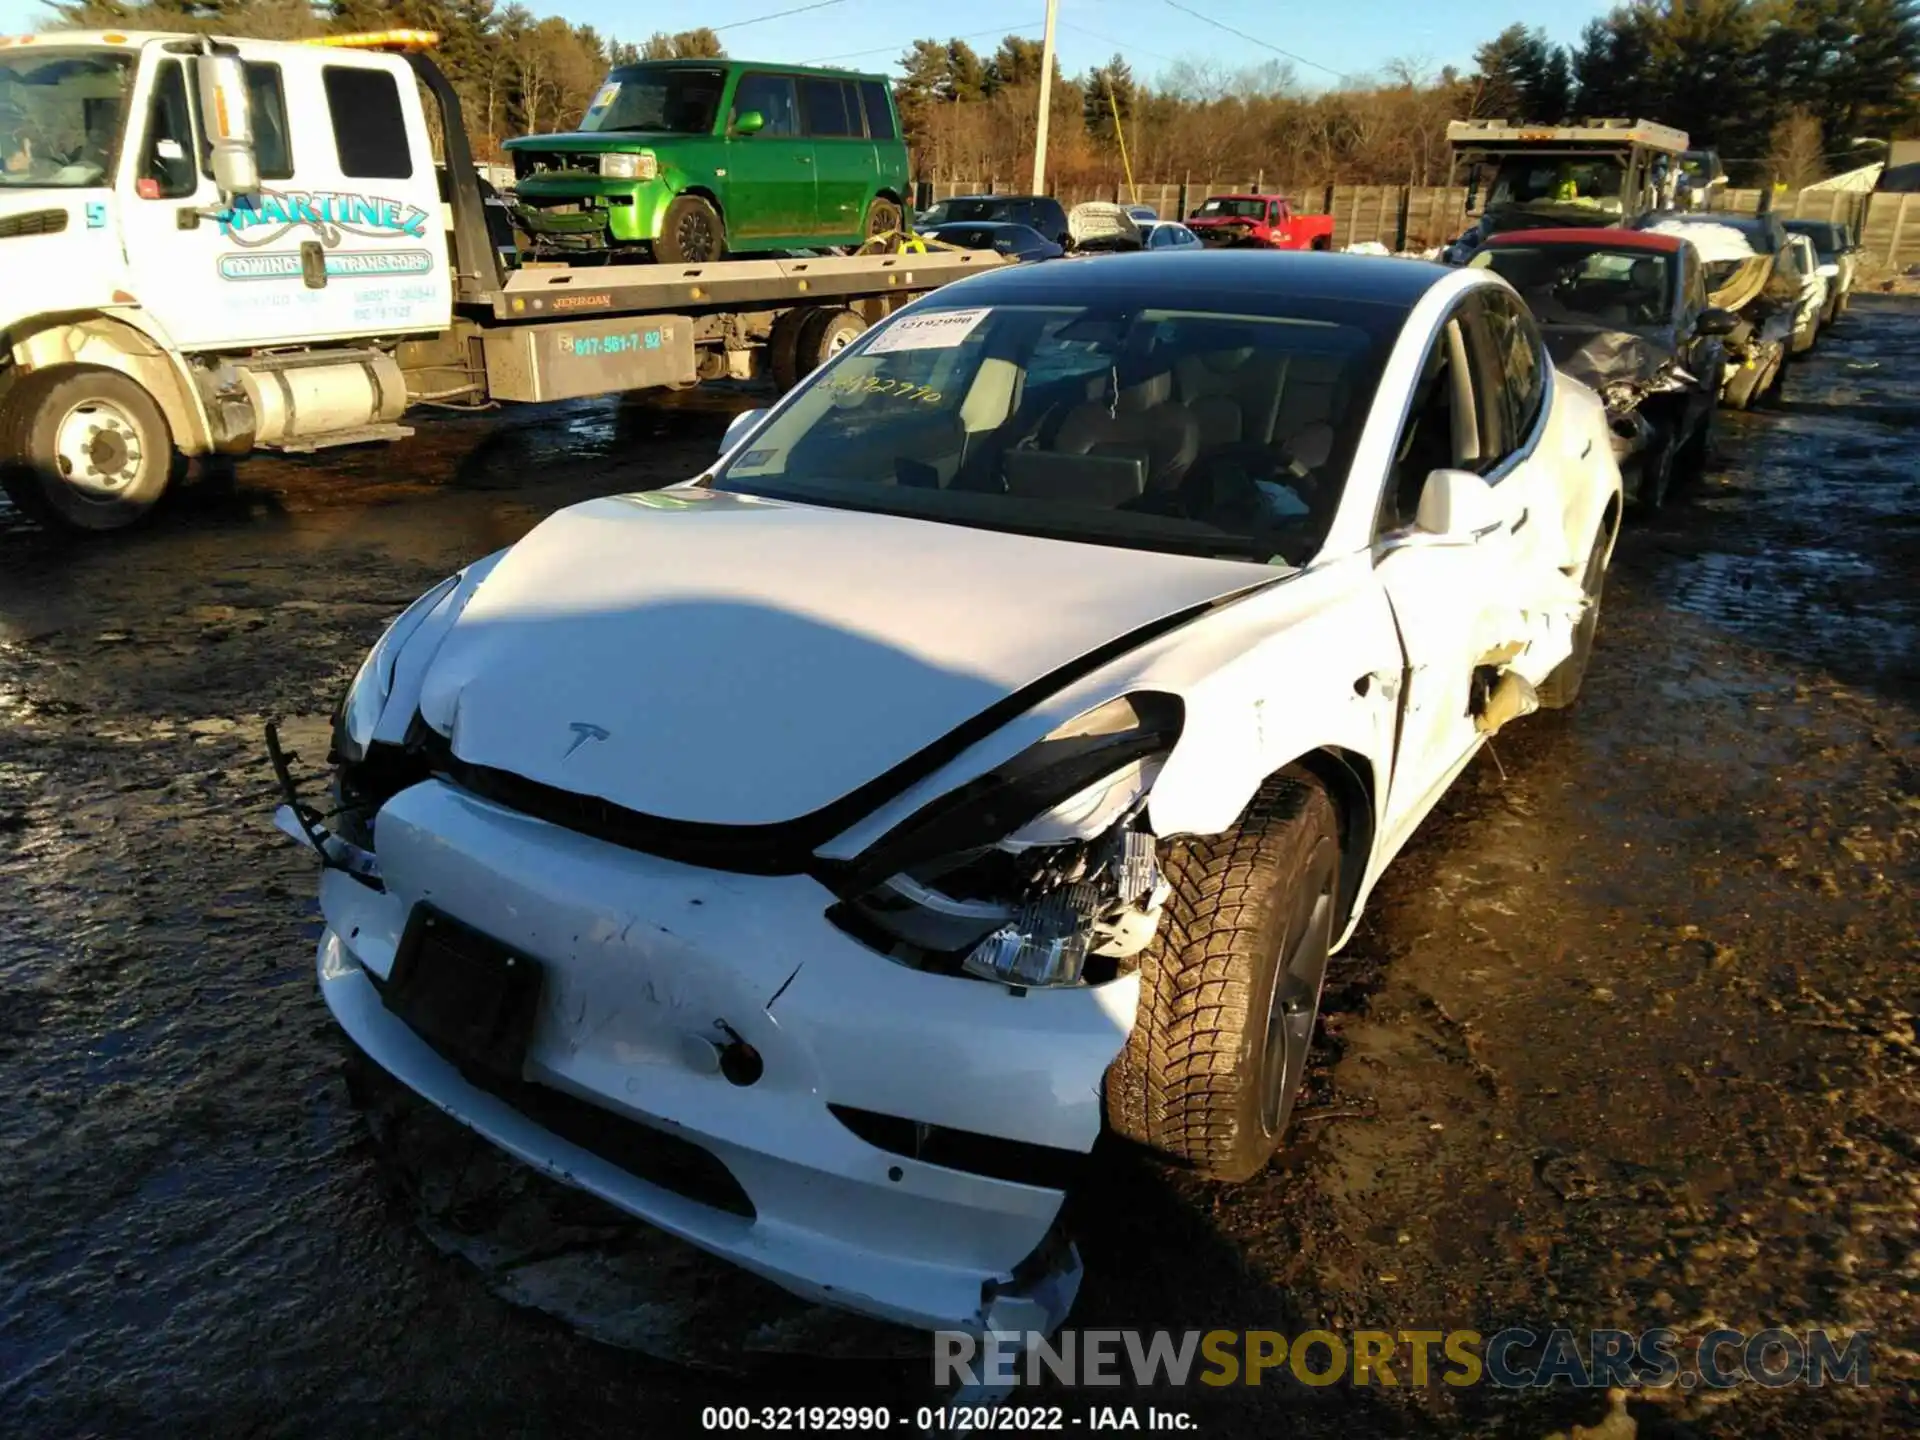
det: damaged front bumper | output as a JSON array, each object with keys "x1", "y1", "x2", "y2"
[{"x1": 283, "y1": 769, "x2": 1132, "y2": 1336}]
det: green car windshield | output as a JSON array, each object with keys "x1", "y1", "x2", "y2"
[
  {"x1": 579, "y1": 65, "x2": 726, "y2": 134},
  {"x1": 0, "y1": 49, "x2": 135, "y2": 188}
]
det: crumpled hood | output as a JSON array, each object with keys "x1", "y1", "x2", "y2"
[
  {"x1": 1542, "y1": 324, "x2": 1679, "y2": 398},
  {"x1": 416, "y1": 489, "x2": 1278, "y2": 828}
]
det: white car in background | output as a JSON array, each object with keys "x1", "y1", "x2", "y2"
[
  {"x1": 1782, "y1": 232, "x2": 1830, "y2": 354},
  {"x1": 1139, "y1": 219, "x2": 1205, "y2": 250},
  {"x1": 274, "y1": 251, "x2": 1622, "y2": 1340}
]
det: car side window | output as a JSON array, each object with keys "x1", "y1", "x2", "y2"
[
  {"x1": 733, "y1": 73, "x2": 800, "y2": 136},
  {"x1": 1471, "y1": 290, "x2": 1545, "y2": 472},
  {"x1": 799, "y1": 77, "x2": 852, "y2": 138},
  {"x1": 858, "y1": 79, "x2": 895, "y2": 141},
  {"x1": 138, "y1": 60, "x2": 198, "y2": 200},
  {"x1": 323, "y1": 65, "x2": 412, "y2": 180},
  {"x1": 1379, "y1": 310, "x2": 1482, "y2": 534}
]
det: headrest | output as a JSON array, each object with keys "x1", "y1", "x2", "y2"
[{"x1": 1116, "y1": 372, "x2": 1173, "y2": 411}]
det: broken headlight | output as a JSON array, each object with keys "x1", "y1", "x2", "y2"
[
  {"x1": 831, "y1": 694, "x2": 1182, "y2": 988},
  {"x1": 331, "y1": 575, "x2": 459, "y2": 766}
]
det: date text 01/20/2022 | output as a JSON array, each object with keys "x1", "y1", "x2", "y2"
[{"x1": 699, "y1": 1406, "x2": 1199, "y2": 1431}]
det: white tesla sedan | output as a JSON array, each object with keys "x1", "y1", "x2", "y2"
[{"x1": 274, "y1": 251, "x2": 1622, "y2": 1339}]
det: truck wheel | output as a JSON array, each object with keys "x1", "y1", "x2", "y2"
[
  {"x1": 767, "y1": 309, "x2": 813, "y2": 392},
  {"x1": 795, "y1": 308, "x2": 867, "y2": 377},
  {"x1": 1309, "y1": 235, "x2": 1330, "y2": 251},
  {"x1": 0, "y1": 366, "x2": 177, "y2": 531},
  {"x1": 1105, "y1": 770, "x2": 1341, "y2": 1183},
  {"x1": 656, "y1": 195, "x2": 725, "y2": 265},
  {"x1": 863, "y1": 197, "x2": 903, "y2": 242},
  {"x1": 1537, "y1": 523, "x2": 1609, "y2": 710}
]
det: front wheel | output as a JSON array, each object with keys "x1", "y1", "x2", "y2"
[
  {"x1": 1106, "y1": 770, "x2": 1341, "y2": 1183},
  {"x1": 0, "y1": 365, "x2": 178, "y2": 531},
  {"x1": 655, "y1": 194, "x2": 725, "y2": 265},
  {"x1": 1633, "y1": 432, "x2": 1675, "y2": 514}
]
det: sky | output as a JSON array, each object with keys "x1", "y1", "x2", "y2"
[{"x1": 2, "y1": 0, "x2": 1617, "y2": 86}]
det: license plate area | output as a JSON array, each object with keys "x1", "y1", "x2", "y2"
[{"x1": 382, "y1": 906, "x2": 544, "y2": 1082}]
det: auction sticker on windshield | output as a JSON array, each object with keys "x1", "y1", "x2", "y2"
[{"x1": 865, "y1": 307, "x2": 990, "y2": 354}]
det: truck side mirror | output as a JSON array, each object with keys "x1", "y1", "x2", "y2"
[
  {"x1": 197, "y1": 54, "x2": 260, "y2": 199},
  {"x1": 734, "y1": 110, "x2": 765, "y2": 136}
]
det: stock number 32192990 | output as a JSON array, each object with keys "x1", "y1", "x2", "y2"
[{"x1": 700, "y1": 1405, "x2": 1069, "y2": 1431}]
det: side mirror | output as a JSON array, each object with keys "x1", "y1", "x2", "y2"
[
  {"x1": 1695, "y1": 306, "x2": 1739, "y2": 337},
  {"x1": 734, "y1": 110, "x2": 765, "y2": 137},
  {"x1": 721, "y1": 407, "x2": 767, "y2": 457},
  {"x1": 1415, "y1": 467, "x2": 1501, "y2": 540},
  {"x1": 197, "y1": 53, "x2": 259, "y2": 199}
]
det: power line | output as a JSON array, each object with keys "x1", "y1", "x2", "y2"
[
  {"x1": 1061, "y1": 20, "x2": 1177, "y2": 67},
  {"x1": 1158, "y1": 0, "x2": 1346, "y2": 82},
  {"x1": 804, "y1": 20, "x2": 1042, "y2": 65},
  {"x1": 714, "y1": 0, "x2": 848, "y2": 34}
]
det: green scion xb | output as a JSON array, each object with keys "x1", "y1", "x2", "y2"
[{"x1": 505, "y1": 59, "x2": 911, "y2": 264}]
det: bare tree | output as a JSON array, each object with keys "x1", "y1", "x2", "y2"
[{"x1": 1767, "y1": 108, "x2": 1825, "y2": 190}]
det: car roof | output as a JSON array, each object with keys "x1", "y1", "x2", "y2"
[
  {"x1": 611, "y1": 57, "x2": 886, "y2": 82},
  {"x1": 940, "y1": 194, "x2": 1052, "y2": 204},
  {"x1": 928, "y1": 221, "x2": 1041, "y2": 236},
  {"x1": 1485, "y1": 227, "x2": 1685, "y2": 254},
  {"x1": 926, "y1": 249, "x2": 1453, "y2": 313}
]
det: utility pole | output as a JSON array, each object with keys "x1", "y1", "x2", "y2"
[{"x1": 1030, "y1": 0, "x2": 1058, "y2": 195}]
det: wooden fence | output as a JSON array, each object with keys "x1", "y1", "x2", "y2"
[{"x1": 923, "y1": 177, "x2": 1913, "y2": 265}]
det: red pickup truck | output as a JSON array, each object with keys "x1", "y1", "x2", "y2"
[{"x1": 1186, "y1": 194, "x2": 1335, "y2": 250}]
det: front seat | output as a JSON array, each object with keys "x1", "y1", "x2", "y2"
[{"x1": 1054, "y1": 372, "x2": 1201, "y2": 492}]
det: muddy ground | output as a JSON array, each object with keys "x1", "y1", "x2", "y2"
[{"x1": 0, "y1": 300, "x2": 1914, "y2": 1439}]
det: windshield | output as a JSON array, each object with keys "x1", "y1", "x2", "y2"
[
  {"x1": 1471, "y1": 245, "x2": 1672, "y2": 329},
  {"x1": 937, "y1": 198, "x2": 1017, "y2": 223},
  {"x1": 1194, "y1": 197, "x2": 1266, "y2": 219},
  {"x1": 1488, "y1": 157, "x2": 1625, "y2": 213},
  {"x1": 579, "y1": 65, "x2": 725, "y2": 134},
  {"x1": 0, "y1": 48, "x2": 134, "y2": 188},
  {"x1": 711, "y1": 300, "x2": 1394, "y2": 565},
  {"x1": 1790, "y1": 222, "x2": 1842, "y2": 257},
  {"x1": 931, "y1": 224, "x2": 1027, "y2": 253}
]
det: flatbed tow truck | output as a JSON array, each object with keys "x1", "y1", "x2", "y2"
[
  {"x1": 1441, "y1": 116, "x2": 1688, "y2": 262},
  {"x1": 0, "y1": 29, "x2": 1003, "y2": 531}
]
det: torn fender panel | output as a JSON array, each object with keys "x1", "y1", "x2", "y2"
[
  {"x1": 1478, "y1": 561, "x2": 1590, "y2": 688},
  {"x1": 816, "y1": 557, "x2": 1402, "y2": 869}
]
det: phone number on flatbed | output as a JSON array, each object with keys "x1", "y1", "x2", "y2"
[{"x1": 702, "y1": 1405, "x2": 1069, "y2": 1431}]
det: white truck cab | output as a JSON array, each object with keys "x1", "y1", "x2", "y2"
[{"x1": 0, "y1": 30, "x2": 456, "y2": 527}]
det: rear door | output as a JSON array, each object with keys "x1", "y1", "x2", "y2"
[
  {"x1": 726, "y1": 70, "x2": 808, "y2": 240},
  {"x1": 799, "y1": 75, "x2": 870, "y2": 241}
]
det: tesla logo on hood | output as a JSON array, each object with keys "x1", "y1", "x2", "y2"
[{"x1": 563, "y1": 722, "x2": 610, "y2": 759}]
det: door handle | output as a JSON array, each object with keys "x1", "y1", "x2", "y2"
[{"x1": 798, "y1": 155, "x2": 812, "y2": 164}]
